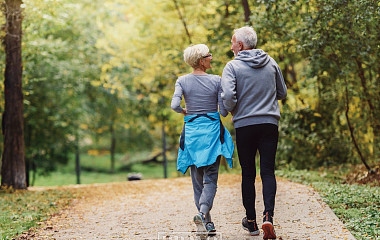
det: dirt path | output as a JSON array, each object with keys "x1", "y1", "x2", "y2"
[{"x1": 21, "y1": 174, "x2": 355, "y2": 240}]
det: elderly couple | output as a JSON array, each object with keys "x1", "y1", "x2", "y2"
[{"x1": 171, "y1": 26, "x2": 287, "y2": 239}]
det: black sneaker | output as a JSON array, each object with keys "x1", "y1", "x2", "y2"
[
  {"x1": 242, "y1": 217, "x2": 260, "y2": 236},
  {"x1": 262, "y1": 212, "x2": 276, "y2": 239},
  {"x1": 206, "y1": 222, "x2": 216, "y2": 236},
  {"x1": 205, "y1": 222, "x2": 216, "y2": 232}
]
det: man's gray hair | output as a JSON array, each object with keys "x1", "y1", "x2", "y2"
[
  {"x1": 183, "y1": 44, "x2": 209, "y2": 69},
  {"x1": 234, "y1": 26, "x2": 257, "y2": 49}
]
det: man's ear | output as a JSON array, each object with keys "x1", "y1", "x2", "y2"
[{"x1": 239, "y1": 41, "x2": 244, "y2": 51}]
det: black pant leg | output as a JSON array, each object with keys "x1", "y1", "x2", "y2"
[
  {"x1": 236, "y1": 125, "x2": 259, "y2": 220},
  {"x1": 258, "y1": 124, "x2": 278, "y2": 216}
]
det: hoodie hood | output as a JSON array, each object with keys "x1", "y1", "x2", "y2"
[{"x1": 234, "y1": 49, "x2": 270, "y2": 69}]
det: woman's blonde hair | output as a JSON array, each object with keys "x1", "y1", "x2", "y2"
[{"x1": 183, "y1": 44, "x2": 209, "y2": 69}]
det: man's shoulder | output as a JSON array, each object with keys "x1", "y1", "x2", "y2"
[
  {"x1": 224, "y1": 59, "x2": 239, "y2": 69},
  {"x1": 267, "y1": 56, "x2": 279, "y2": 66}
]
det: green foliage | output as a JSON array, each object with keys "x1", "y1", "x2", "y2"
[
  {"x1": 1, "y1": 0, "x2": 379, "y2": 179},
  {"x1": 278, "y1": 169, "x2": 380, "y2": 239},
  {"x1": 21, "y1": 0, "x2": 101, "y2": 175},
  {"x1": 0, "y1": 188, "x2": 73, "y2": 239},
  {"x1": 317, "y1": 183, "x2": 380, "y2": 239},
  {"x1": 253, "y1": 0, "x2": 379, "y2": 168},
  {"x1": 298, "y1": 0, "x2": 379, "y2": 164},
  {"x1": 278, "y1": 106, "x2": 354, "y2": 169}
]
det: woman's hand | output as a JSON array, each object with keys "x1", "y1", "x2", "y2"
[{"x1": 181, "y1": 108, "x2": 187, "y2": 115}]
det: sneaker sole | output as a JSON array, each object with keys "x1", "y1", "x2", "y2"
[
  {"x1": 262, "y1": 222, "x2": 276, "y2": 239},
  {"x1": 208, "y1": 230, "x2": 217, "y2": 237},
  {"x1": 193, "y1": 214, "x2": 207, "y2": 233},
  {"x1": 242, "y1": 226, "x2": 260, "y2": 236}
]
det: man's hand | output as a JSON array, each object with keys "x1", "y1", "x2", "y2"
[{"x1": 181, "y1": 108, "x2": 187, "y2": 115}]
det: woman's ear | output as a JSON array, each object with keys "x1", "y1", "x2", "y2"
[{"x1": 199, "y1": 58, "x2": 204, "y2": 67}]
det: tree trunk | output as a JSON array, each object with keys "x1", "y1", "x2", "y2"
[
  {"x1": 241, "y1": 0, "x2": 251, "y2": 24},
  {"x1": 224, "y1": 1, "x2": 229, "y2": 18},
  {"x1": 162, "y1": 121, "x2": 167, "y2": 179},
  {"x1": 354, "y1": 57, "x2": 380, "y2": 162},
  {"x1": 1, "y1": 0, "x2": 26, "y2": 189},
  {"x1": 110, "y1": 121, "x2": 116, "y2": 173},
  {"x1": 75, "y1": 134, "x2": 80, "y2": 184},
  {"x1": 25, "y1": 123, "x2": 31, "y2": 187}
]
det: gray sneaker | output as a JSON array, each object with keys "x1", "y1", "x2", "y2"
[{"x1": 193, "y1": 213, "x2": 207, "y2": 233}]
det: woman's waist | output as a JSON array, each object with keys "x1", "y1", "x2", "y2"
[
  {"x1": 184, "y1": 111, "x2": 220, "y2": 123},
  {"x1": 185, "y1": 108, "x2": 219, "y2": 115}
]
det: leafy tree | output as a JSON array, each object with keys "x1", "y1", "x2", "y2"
[
  {"x1": 299, "y1": 0, "x2": 379, "y2": 169},
  {"x1": 20, "y1": 0, "x2": 103, "y2": 183}
]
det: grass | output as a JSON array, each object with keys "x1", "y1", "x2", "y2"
[
  {"x1": 32, "y1": 152, "x2": 180, "y2": 186},
  {"x1": 277, "y1": 168, "x2": 380, "y2": 240},
  {"x1": 1, "y1": 152, "x2": 181, "y2": 239},
  {"x1": 0, "y1": 188, "x2": 74, "y2": 240}
]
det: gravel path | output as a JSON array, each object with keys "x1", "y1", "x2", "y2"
[{"x1": 21, "y1": 174, "x2": 356, "y2": 240}]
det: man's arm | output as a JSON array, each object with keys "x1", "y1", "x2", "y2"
[
  {"x1": 221, "y1": 63, "x2": 237, "y2": 112},
  {"x1": 275, "y1": 64, "x2": 287, "y2": 100},
  {"x1": 217, "y1": 77, "x2": 228, "y2": 117}
]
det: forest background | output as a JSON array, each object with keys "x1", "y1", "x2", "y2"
[
  {"x1": 0, "y1": 0, "x2": 379, "y2": 186},
  {"x1": 0, "y1": 0, "x2": 379, "y2": 239}
]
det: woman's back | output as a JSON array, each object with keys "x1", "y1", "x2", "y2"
[{"x1": 171, "y1": 74, "x2": 227, "y2": 116}]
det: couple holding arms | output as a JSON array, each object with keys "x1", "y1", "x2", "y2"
[{"x1": 171, "y1": 26, "x2": 287, "y2": 239}]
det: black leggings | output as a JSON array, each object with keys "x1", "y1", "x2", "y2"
[{"x1": 236, "y1": 124, "x2": 278, "y2": 220}]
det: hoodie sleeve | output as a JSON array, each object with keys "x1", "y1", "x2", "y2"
[
  {"x1": 217, "y1": 76, "x2": 228, "y2": 117},
  {"x1": 171, "y1": 79, "x2": 184, "y2": 113},
  {"x1": 274, "y1": 62, "x2": 287, "y2": 100},
  {"x1": 221, "y1": 62, "x2": 237, "y2": 112}
]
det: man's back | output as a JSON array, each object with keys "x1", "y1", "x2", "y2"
[{"x1": 221, "y1": 49, "x2": 287, "y2": 128}]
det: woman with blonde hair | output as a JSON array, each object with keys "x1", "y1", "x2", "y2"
[{"x1": 171, "y1": 44, "x2": 234, "y2": 235}]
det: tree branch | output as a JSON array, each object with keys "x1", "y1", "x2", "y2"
[
  {"x1": 344, "y1": 78, "x2": 371, "y2": 171},
  {"x1": 172, "y1": 0, "x2": 192, "y2": 44},
  {"x1": 354, "y1": 57, "x2": 374, "y2": 113}
]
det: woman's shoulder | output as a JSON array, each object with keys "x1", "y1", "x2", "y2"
[
  {"x1": 178, "y1": 74, "x2": 221, "y2": 84},
  {"x1": 176, "y1": 74, "x2": 192, "y2": 83},
  {"x1": 207, "y1": 74, "x2": 222, "y2": 82}
]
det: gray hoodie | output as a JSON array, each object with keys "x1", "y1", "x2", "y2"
[{"x1": 221, "y1": 49, "x2": 287, "y2": 128}]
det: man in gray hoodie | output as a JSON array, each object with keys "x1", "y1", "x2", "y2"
[{"x1": 221, "y1": 26, "x2": 287, "y2": 239}]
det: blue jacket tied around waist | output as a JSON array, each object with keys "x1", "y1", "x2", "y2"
[{"x1": 177, "y1": 112, "x2": 234, "y2": 174}]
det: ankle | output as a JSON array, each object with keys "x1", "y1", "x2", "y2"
[{"x1": 263, "y1": 212, "x2": 273, "y2": 223}]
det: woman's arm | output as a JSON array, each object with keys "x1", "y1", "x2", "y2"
[{"x1": 171, "y1": 79, "x2": 185, "y2": 113}]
